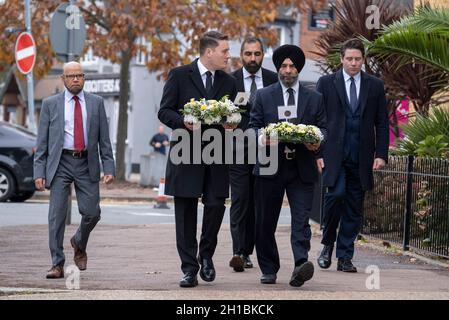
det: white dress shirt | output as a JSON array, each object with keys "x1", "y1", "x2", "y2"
[
  {"x1": 197, "y1": 59, "x2": 214, "y2": 88},
  {"x1": 63, "y1": 90, "x2": 88, "y2": 150},
  {"x1": 342, "y1": 69, "x2": 361, "y2": 103},
  {"x1": 243, "y1": 67, "x2": 263, "y2": 92}
]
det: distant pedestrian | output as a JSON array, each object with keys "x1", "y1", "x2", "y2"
[{"x1": 150, "y1": 125, "x2": 169, "y2": 155}]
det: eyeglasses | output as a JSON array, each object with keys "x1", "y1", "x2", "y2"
[{"x1": 64, "y1": 73, "x2": 85, "y2": 80}]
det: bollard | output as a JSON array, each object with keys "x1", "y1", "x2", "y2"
[{"x1": 154, "y1": 178, "x2": 170, "y2": 209}]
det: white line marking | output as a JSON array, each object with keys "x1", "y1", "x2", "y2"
[{"x1": 126, "y1": 212, "x2": 174, "y2": 217}]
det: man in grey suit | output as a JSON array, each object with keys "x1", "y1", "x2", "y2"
[{"x1": 34, "y1": 61, "x2": 115, "y2": 279}]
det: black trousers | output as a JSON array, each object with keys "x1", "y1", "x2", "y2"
[
  {"x1": 174, "y1": 166, "x2": 226, "y2": 275},
  {"x1": 255, "y1": 158, "x2": 314, "y2": 275},
  {"x1": 321, "y1": 161, "x2": 365, "y2": 260},
  {"x1": 229, "y1": 163, "x2": 255, "y2": 256}
]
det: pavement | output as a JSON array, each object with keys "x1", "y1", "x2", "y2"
[{"x1": 1, "y1": 176, "x2": 449, "y2": 300}]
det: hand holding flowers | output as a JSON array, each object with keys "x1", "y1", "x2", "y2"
[
  {"x1": 261, "y1": 122, "x2": 324, "y2": 148},
  {"x1": 181, "y1": 96, "x2": 243, "y2": 130}
]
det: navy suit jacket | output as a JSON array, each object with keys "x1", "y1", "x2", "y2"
[
  {"x1": 316, "y1": 69, "x2": 389, "y2": 190},
  {"x1": 249, "y1": 82, "x2": 327, "y2": 182}
]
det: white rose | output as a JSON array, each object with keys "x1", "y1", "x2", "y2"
[{"x1": 184, "y1": 115, "x2": 199, "y2": 124}]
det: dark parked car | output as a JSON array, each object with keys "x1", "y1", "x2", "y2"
[{"x1": 0, "y1": 121, "x2": 36, "y2": 202}]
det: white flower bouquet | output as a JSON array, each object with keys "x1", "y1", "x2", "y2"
[
  {"x1": 181, "y1": 96, "x2": 243, "y2": 125},
  {"x1": 262, "y1": 121, "x2": 324, "y2": 144}
]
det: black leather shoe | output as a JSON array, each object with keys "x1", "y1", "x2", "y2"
[
  {"x1": 229, "y1": 254, "x2": 244, "y2": 272},
  {"x1": 289, "y1": 261, "x2": 314, "y2": 287},
  {"x1": 199, "y1": 258, "x2": 216, "y2": 282},
  {"x1": 179, "y1": 273, "x2": 198, "y2": 287},
  {"x1": 337, "y1": 259, "x2": 357, "y2": 272},
  {"x1": 242, "y1": 255, "x2": 253, "y2": 268},
  {"x1": 317, "y1": 245, "x2": 334, "y2": 269},
  {"x1": 260, "y1": 274, "x2": 277, "y2": 284}
]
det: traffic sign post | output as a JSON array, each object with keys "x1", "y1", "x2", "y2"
[
  {"x1": 50, "y1": 2, "x2": 86, "y2": 62},
  {"x1": 14, "y1": 0, "x2": 36, "y2": 132}
]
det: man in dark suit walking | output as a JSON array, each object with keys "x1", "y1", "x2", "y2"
[
  {"x1": 228, "y1": 37, "x2": 278, "y2": 272},
  {"x1": 34, "y1": 61, "x2": 115, "y2": 279},
  {"x1": 250, "y1": 45, "x2": 327, "y2": 287},
  {"x1": 316, "y1": 39, "x2": 389, "y2": 273},
  {"x1": 158, "y1": 31, "x2": 237, "y2": 287}
]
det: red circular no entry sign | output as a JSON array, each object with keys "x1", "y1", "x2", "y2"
[{"x1": 15, "y1": 32, "x2": 36, "y2": 74}]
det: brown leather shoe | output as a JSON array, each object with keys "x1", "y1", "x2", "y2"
[
  {"x1": 46, "y1": 265, "x2": 64, "y2": 279},
  {"x1": 70, "y1": 236, "x2": 87, "y2": 270},
  {"x1": 229, "y1": 254, "x2": 244, "y2": 272}
]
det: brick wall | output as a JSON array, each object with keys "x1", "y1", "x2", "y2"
[{"x1": 299, "y1": 13, "x2": 324, "y2": 60}]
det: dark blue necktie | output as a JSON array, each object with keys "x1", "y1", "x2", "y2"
[
  {"x1": 287, "y1": 87, "x2": 295, "y2": 106},
  {"x1": 205, "y1": 71, "x2": 213, "y2": 98},
  {"x1": 350, "y1": 77, "x2": 358, "y2": 112}
]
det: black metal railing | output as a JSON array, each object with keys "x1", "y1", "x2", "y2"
[{"x1": 362, "y1": 155, "x2": 449, "y2": 258}]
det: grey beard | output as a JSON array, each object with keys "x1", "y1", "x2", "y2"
[{"x1": 279, "y1": 75, "x2": 298, "y2": 87}]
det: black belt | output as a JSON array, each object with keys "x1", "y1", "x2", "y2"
[{"x1": 63, "y1": 149, "x2": 87, "y2": 158}]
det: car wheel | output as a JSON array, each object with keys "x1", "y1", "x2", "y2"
[
  {"x1": 9, "y1": 190, "x2": 35, "y2": 202},
  {"x1": 0, "y1": 167, "x2": 16, "y2": 202}
]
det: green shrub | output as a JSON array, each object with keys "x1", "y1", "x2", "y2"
[{"x1": 393, "y1": 107, "x2": 449, "y2": 158}]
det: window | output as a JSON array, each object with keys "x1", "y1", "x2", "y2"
[{"x1": 308, "y1": 7, "x2": 334, "y2": 30}]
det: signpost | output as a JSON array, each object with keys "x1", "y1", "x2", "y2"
[
  {"x1": 49, "y1": 2, "x2": 86, "y2": 62},
  {"x1": 15, "y1": 0, "x2": 36, "y2": 132}
]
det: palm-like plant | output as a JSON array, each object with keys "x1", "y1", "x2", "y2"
[
  {"x1": 364, "y1": 5, "x2": 449, "y2": 102},
  {"x1": 393, "y1": 107, "x2": 449, "y2": 158},
  {"x1": 313, "y1": 0, "x2": 449, "y2": 120},
  {"x1": 381, "y1": 5, "x2": 449, "y2": 40},
  {"x1": 311, "y1": 0, "x2": 422, "y2": 136},
  {"x1": 366, "y1": 26, "x2": 449, "y2": 74},
  {"x1": 312, "y1": 0, "x2": 405, "y2": 74},
  {"x1": 376, "y1": 61, "x2": 449, "y2": 117}
]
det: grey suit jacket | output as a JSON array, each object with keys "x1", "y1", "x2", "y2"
[{"x1": 34, "y1": 91, "x2": 115, "y2": 188}]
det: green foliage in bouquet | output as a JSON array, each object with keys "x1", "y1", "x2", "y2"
[
  {"x1": 262, "y1": 121, "x2": 324, "y2": 144},
  {"x1": 180, "y1": 95, "x2": 243, "y2": 125}
]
